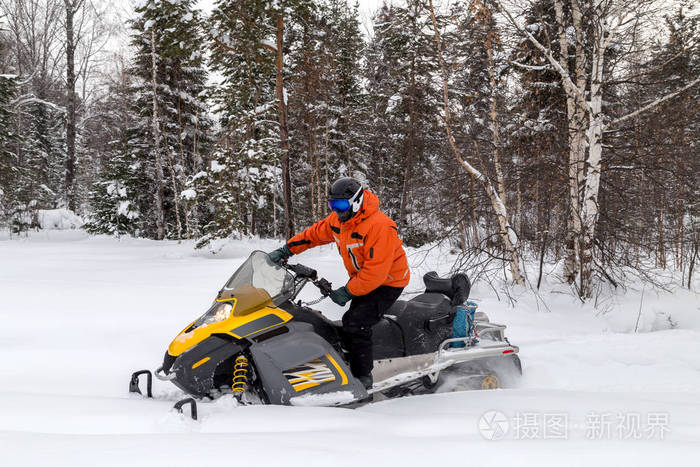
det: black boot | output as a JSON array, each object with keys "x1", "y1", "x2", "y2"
[{"x1": 358, "y1": 374, "x2": 373, "y2": 390}]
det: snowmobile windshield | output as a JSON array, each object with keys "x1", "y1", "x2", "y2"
[{"x1": 219, "y1": 251, "x2": 295, "y2": 316}]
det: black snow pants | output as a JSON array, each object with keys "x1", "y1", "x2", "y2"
[{"x1": 341, "y1": 285, "x2": 404, "y2": 378}]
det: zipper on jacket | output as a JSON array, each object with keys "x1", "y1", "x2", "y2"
[{"x1": 346, "y1": 243, "x2": 362, "y2": 271}]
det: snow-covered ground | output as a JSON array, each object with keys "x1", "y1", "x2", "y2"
[{"x1": 1, "y1": 231, "x2": 699, "y2": 466}]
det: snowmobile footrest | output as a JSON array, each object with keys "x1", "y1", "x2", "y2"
[
  {"x1": 129, "y1": 370, "x2": 153, "y2": 398},
  {"x1": 174, "y1": 398, "x2": 198, "y2": 420}
]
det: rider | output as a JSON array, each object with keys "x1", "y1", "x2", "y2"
[{"x1": 268, "y1": 177, "x2": 410, "y2": 389}]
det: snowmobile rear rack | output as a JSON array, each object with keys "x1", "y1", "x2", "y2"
[
  {"x1": 129, "y1": 370, "x2": 153, "y2": 398},
  {"x1": 368, "y1": 336, "x2": 518, "y2": 395},
  {"x1": 475, "y1": 322, "x2": 508, "y2": 341}
]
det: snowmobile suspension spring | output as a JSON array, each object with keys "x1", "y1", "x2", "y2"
[{"x1": 232, "y1": 355, "x2": 249, "y2": 394}]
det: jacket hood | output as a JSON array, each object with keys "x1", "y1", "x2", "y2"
[{"x1": 345, "y1": 189, "x2": 379, "y2": 226}]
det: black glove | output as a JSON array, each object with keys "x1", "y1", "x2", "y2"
[
  {"x1": 268, "y1": 245, "x2": 292, "y2": 263},
  {"x1": 329, "y1": 286, "x2": 354, "y2": 306}
]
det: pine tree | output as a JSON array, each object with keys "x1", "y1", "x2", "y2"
[
  {"x1": 0, "y1": 44, "x2": 21, "y2": 228},
  {"x1": 126, "y1": 0, "x2": 211, "y2": 240},
  {"x1": 321, "y1": 0, "x2": 367, "y2": 173},
  {"x1": 84, "y1": 63, "x2": 142, "y2": 236},
  {"x1": 197, "y1": 0, "x2": 281, "y2": 243},
  {"x1": 504, "y1": 0, "x2": 569, "y2": 248},
  {"x1": 198, "y1": 0, "x2": 312, "y2": 244},
  {"x1": 286, "y1": 0, "x2": 367, "y2": 228},
  {"x1": 365, "y1": 0, "x2": 441, "y2": 244}
]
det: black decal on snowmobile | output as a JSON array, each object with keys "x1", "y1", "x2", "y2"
[
  {"x1": 230, "y1": 314, "x2": 284, "y2": 337},
  {"x1": 253, "y1": 326, "x2": 289, "y2": 343},
  {"x1": 284, "y1": 358, "x2": 336, "y2": 391}
]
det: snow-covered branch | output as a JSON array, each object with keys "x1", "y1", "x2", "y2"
[
  {"x1": 509, "y1": 60, "x2": 552, "y2": 71},
  {"x1": 259, "y1": 38, "x2": 277, "y2": 53},
  {"x1": 13, "y1": 95, "x2": 66, "y2": 113},
  {"x1": 606, "y1": 76, "x2": 700, "y2": 129},
  {"x1": 494, "y1": 0, "x2": 592, "y2": 114}
]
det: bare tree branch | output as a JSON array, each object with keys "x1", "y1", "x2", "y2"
[{"x1": 606, "y1": 76, "x2": 700, "y2": 129}]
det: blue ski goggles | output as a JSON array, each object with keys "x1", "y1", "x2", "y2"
[
  {"x1": 328, "y1": 185, "x2": 363, "y2": 213},
  {"x1": 328, "y1": 198, "x2": 352, "y2": 212}
]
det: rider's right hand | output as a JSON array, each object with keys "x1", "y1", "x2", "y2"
[{"x1": 268, "y1": 245, "x2": 292, "y2": 264}]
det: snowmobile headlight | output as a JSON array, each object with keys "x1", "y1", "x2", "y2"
[
  {"x1": 195, "y1": 302, "x2": 234, "y2": 328},
  {"x1": 213, "y1": 302, "x2": 233, "y2": 322}
]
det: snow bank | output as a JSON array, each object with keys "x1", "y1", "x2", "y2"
[
  {"x1": 290, "y1": 390, "x2": 356, "y2": 407},
  {"x1": 0, "y1": 234, "x2": 699, "y2": 466},
  {"x1": 36, "y1": 208, "x2": 84, "y2": 230},
  {"x1": 190, "y1": 236, "x2": 282, "y2": 260}
]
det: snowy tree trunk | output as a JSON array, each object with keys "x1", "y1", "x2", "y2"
[
  {"x1": 275, "y1": 15, "x2": 294, "y2": 238},
  {"x1": 470, "y1": 174, "x2": 479, "y2": 247},
  {"x1": 314, "y1": 115, "x2": 322, "y2": 219},
  {"x1": 486, "y1": 21, "x2": 506, "y2": 207},
  {"x1": 191, "y1": 107, "x2": 202, "y2": 237},
  {"x1": 579, "y1": 24, "x2": 606, "y2": 299},
  {"x1": 398, "y1": 84, "x2": 415, "y2": 230},
  {"x1": 176, "y1": 91, "x2": 191, "y2": 239},
  {"x1": 399, "y1": 23, "x2": 418, "y2": 231},
  {"x1": 555, "y1": 0, "x2": 586, "y2": 286},
  {"x1": 164, "y1": 141, "x2": 183, "y2": 242},
  {"x1": 428, "y1": 0, "x2": 524, "y2": 285},
  {"x1": 64, "y1": 0, "x2": 78, "y2": 211},
  {"x1": 308, "y1": 127, "x2": 316, "y2": 218},
  {"x1": 150, "y1": 30, "x2": 166, "y2": 240},
  {"x1": 323, "y1": 111, "x2": 330, "y2": 217}
]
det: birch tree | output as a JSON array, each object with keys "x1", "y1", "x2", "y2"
[
  {"x1": 428, "y1": 0, "x2": 526, "y2": 285},
  {"x1": 497, "y1": 0, "x2": 700, "y2": 298}
]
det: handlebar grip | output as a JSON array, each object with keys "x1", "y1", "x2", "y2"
[
  {"x1": 288, "y1": 263, "x2": 318, "y2": 279},
  {"x1": 316, "y1": 278, "x2": 333, "y2": 296}
]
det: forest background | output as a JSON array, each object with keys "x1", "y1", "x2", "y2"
[{"x1": 0, "y1": 0, "x2": 698, "y2": 300}]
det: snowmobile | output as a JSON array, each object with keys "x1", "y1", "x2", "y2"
[{"x1": 129, "y1": 251, "x2": 521, "y2": 416}]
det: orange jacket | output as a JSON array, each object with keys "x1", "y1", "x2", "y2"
[{"x1": 286, "y1": 190, "x2": 410, "y2": 296}]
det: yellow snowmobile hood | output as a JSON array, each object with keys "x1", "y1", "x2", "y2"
[{"x1": 168, "y1": 297, "x2": 293, "y2": 357}]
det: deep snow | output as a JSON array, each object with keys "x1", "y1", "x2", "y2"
[{"x1": 1, "y1": 230, "x2": 699, "y2": 466}]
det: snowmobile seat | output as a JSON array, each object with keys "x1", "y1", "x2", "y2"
[
  {"x1": 384, "y1": 299, "x2": 409, "y2": 317},
  {"x1": 373, "y1": 294, "x2": 456, "y2": 358},
  {"x1": 423, "y1": 271, "x2": 471, "y2": 305},
  {"x1": 372, "y1": 315, "x2": 406, "y2": 359}
]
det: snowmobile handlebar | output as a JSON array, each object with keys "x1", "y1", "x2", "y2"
[
  {"x1": 285, "y1": 262, "x2": 318, "y2": 280},
  {"x1": 282, "y1": 262, "x2": 334, "y2": 297},
  {"x1": 313, "y1": 277, "x2": 333, "y2": 297}
]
